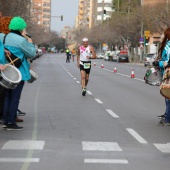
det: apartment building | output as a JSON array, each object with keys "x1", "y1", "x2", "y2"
[
  {"x1": 31, "y1": 0, "x2": 51, "y2": 32},
  {"x1": 77, "y1": 0, "x2": 114, "y2": 29}
]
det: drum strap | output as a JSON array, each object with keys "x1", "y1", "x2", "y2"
[{"x1": 3, "y1": 34, "x2": 23, "y2": 68}]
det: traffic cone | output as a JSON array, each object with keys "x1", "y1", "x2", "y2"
[
  {"x1": 94, "y1": 62, "x2": 96, "y2": 66},
  {"x1": 131, "y1": 69, "x2": 135, "y2": 78},
  {"x1": 114, "y1": 66, "x2": 117, "y2": 73},
  {"x1": 101, "y1": 63, "x2": 104, "y2": 68}
]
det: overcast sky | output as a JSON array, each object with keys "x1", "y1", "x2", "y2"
[{"x1": 51, "y1": 0, "x2": 78, "y2": 33}]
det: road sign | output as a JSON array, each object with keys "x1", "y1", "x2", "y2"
[
  {"x1": 144, "y1": 31, "x2": 150, "y2": 37},
  {"x1": 139, "y1": 37, "x2": 144, "y2": 43}
]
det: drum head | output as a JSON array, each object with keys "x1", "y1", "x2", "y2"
[
  {"x1": 1, "y1": 64, "x2": 22, "y2": 83},
  {"x1": 144, "y1": 68, "x2": 162, "y2": 86},
  {"x1": 30, "y1": 69, "x2": 38, "y2": 79}
]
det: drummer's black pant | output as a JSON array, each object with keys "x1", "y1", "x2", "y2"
[
  {"x1": 3, "y1": 81, "x2": 24, "y2": 124},
  {"x1": 0, "y1": 86, "x2": 6, "y2": 119}
]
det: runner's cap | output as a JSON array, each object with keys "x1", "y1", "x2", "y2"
[{"x1": 82, "y1": 37, "x2": 88, "y2": 42}]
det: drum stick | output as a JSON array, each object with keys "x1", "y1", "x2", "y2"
[
  {"x1": 5, "y1": 55, "x2": 20, "y2": 66},
  {"x1": 6, "y1": 53, "x2": 14, "y2": 65}
]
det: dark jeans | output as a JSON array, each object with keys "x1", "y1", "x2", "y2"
[
  {"x1": 0, "y1": 85, "x2": 6, "y2": 119},
  {"x1": 66, "y1": 54, "x2": 70, "y2": 63},
  {"x1": 3, "y1": 81, "x2": 24, "y2": 124},
  {"x1": 165, "y1": 98, "x2": 170, "y2": 122}
]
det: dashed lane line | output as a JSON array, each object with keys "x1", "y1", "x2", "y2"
[
  {"x1": 106, "y1": 109, "x2": 119, "y2": 118},
  {"x1": 87, "y1": 91, "x2": 93, "y2": 95},
  {"x1": 95, "y1": 98, "x2": 103, "y2": 104},
  {"x1": 126, "y1": 128, "x2": 148, "y2": 144},
  {"x1": 96, "y1": 66, "x2": 144, "y2": 82},
  {"x1": 154, "y1": 143, "x2": 170, "y2": 153}
]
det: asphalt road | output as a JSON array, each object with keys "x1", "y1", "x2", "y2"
[{"x1": 0, "y1": 53, "x2": 170, "y2": 170}]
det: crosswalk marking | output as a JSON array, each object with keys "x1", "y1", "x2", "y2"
[
  {"x1": 82, "y1": 141, "x2": 122, "y2": 151},
  {"x1": 106, "y1": 109, "x2": 119, "y2": 118},
  {"x1": 0, "y1": 158, "x2": 39, "y2": 162},
  {"x1": 2, "y1": 140, "x2": 45, "y2": 150},
  {"x1": 154, "y1": 143, "x2": 170, "y2": 153},
  {"x1": 84, "y1": 159, "x2": 129, "y2": 164},
  {"x1": 126, "y1": 128, "x2": 148, "y2": 144}
]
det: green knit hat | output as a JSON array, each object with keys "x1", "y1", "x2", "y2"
[{"x1": 9, "y1": 17, "x2": 27, "y2": 31}]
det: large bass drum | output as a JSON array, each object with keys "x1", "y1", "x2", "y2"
[
  {"x1": 0, "y1": 64, "x2": 22, "y2": 89},
  {"x1": 144, "y1": 67, "x2": 162, "y2": 86}
]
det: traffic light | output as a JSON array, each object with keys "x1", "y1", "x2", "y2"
[
  {"x1": 61, "y1": 15, "x2": 63, "y2": 21},
  {"x1": 145, "y1": 36, "x2": 150, "y2": 46},
  {"x1": 103, "y1": 10, "x2": 106, "y2": 15}
]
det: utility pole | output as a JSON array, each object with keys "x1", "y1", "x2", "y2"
[
  {"x1": 102, "y1": 0, "x2": 104, "y2": 22},
  {"x1": 140, "y1": 0, "x2": 145, "y2": 62}
]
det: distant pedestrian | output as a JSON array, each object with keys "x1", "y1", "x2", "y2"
[
  {"x1": 71, "y1": 49, "x2": 76, "y2": 62},
  {"x1": 66, "y1": 48, "x2": 70, "y2": 63}
]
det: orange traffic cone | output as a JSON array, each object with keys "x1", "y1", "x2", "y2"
[
  {"x1": 114, "y1": 66, "x2": 117, "y2": 73},
  {"x1": 101, "y1": 63, "x2": 104, "y2": 68},
  {"x1": 94, "y1": 62, "x2": 96, "y2": 66},
  {"x1": 131, "y1": 69, "x2": 135, "y2": 78}
]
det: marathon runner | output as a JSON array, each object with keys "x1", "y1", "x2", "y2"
[{"x1": 77, "y1": 37, "x2": 96, "y2": 96}]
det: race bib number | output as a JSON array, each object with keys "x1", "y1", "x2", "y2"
[{"x1": 84, "y1": 63, "x2": 91, "y2": 69}]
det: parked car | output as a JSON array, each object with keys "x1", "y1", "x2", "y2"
[
  {"x1": 97, "y1": 53, "x2": 105, "y2": 59},
  {"x1": 38, "y1": 49, "x2": 43, "y2": 56},
  {"x1": 118, "y1": 54, "x2": 129, "y2": 62},
  {"x1": 144, "y1": 53, "x2": 156, "y2": 67}
]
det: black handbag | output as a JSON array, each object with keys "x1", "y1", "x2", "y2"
[{"x1": 3, "y1": 34, "x2": 22, "y2": 68}]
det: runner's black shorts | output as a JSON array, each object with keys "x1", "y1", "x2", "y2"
[{"x1": 80, "y1": 61, "x2": 91, "y2": 74}]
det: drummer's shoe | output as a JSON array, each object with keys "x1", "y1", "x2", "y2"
[
  {"x1": 6, "y1": 123, "x2": 23, "y2": 130},
  {"x1": 2, "y1": 123, "x2": 8, "y2": 129},
  {"x1": 17, "y1": 109, "x2": 26, "y2": 116},
  {"x1": 157, "y1": 119, "x2": 170, "y2": 126},
  {"x1": 157, "y1": 114, "x2": 165, "y2": 119},
  {"x1": 16, "y1": 117, "x2": 23, "y2": 122}
]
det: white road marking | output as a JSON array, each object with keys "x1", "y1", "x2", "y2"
[
  {"x1": 106, "y1": 109, "x2": 119, "y2": 118},
  {"x1": 87, "y1": 91, "x2": 93, "y2": 95},
  {"x1": 126, "y1": 128, "x2": 148, "y2": 144},
  {"x1": 76, "y1": 81, "x2": 80, "y2": 84},
  {"x1": 73, "y1": 78, "x2": 76, "y2": 80},
  {"x1": 0, "y1": 158, "x2": 39, "y2": 162},
  {"x1": 104, "y1": 68, "x2": 113, "y2": 73},
  {"x1": 84, "y1": 159, "x2": 129, "y2": 164},
  {"x1": 96, "y1": 66, "x2": 144, "y2": 81},
  {"x1": 82, "y1": 141, "x2": 122, "y2": 151},
  {"x1": 117, "y1": 73, "x2": 130, "y2": 78},
  {"x1": 2, "y1": 140, "x2": 45, "y2": 150},
  {"x1": 154, "y1": 143, "x2": 170, "y2": 153},
  {"x1": 95, "y1": 98, "x2": 103, "y2": 104}
]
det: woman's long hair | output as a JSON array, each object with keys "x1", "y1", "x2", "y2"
[{"x1": 158, "y1": 28, "x2": 170, "y2": 58}]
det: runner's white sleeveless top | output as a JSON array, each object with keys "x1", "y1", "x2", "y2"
[{"x1": 79, "y1": 45, "x2": 91, "y2": 62}]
